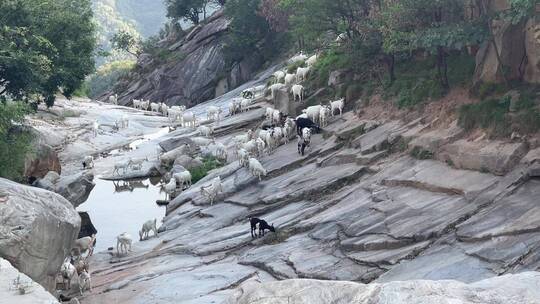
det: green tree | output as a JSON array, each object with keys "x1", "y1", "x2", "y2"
[
  {"x1": 0, "y1": 102, "x2": 33, "y2": 181},
  {"x1": 165, "y1": 0, "x2": 206, "y2": 24},
  {"x1": 0, "y1": 0, "x2": 96, "y2": 106},
  {"x1": 111, "y1": 30, "x2": 142, "y2": 58},
  {"x1": 380, "y1": 0, "x2": 486, "y2": 89}
]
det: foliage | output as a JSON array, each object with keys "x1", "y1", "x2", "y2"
[
  {"x1": 458, "y1": 88, "x2": 540, "y2": 138},
  {"x1": 191, "y1": 155, "x2": 223, "y2": 184},
  {"x1": 0, "y1": 0, "x2": 97, "y2": 106},
  {"x1": 0, "y1": 102, "x2": 33, "y2": 181},
  {"x1": 410, "y1": 146, "x2": 434, "y2": 160},
  {"x1": 85, "y1": 60, "x2": 135, "y2": 98},
  {"x1": 380, "y1": 0, "x2": 487, "y2": 89},
  {"x1": 111, "y1": 30, "x2": 141, "y2": 58},
  {"x1": 224, "y1": 0, "x2": 285, "y2": 65},
  {"x1": 166, "y1": 0, "x2": 206, "y2": 24},
  {"x1": 286, "y1": 60, "x2": 305, "y2": 74}
]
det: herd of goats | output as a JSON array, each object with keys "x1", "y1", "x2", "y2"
[{"x1": 57, "y1": 52, "x2": 347, "y2": 298}]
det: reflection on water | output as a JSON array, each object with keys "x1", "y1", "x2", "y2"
[{"x1": 77, "y1": 177, "x2": 166, "y2": 252}]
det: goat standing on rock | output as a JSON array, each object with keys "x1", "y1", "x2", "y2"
[
  {"x1": 250, "y1": 217, "x2": 276, "y2": 238},
  {"x1": 139, "y1": 219, "x2": 158, "y2": 241}
]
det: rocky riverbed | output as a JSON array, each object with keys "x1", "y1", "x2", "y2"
[{"x1": 3, "y1": 71, "x2": 540, "y2": 303}]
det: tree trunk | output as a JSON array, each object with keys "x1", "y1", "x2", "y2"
[{"x1": 437, "y1": 47, "x2": 449, "y2": 89}]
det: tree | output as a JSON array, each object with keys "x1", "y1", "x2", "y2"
[
  {"x1": 380, "y1": 0, "x2": 486, "y2": 89},
  {"x1": 0, "y1": 102, "x2": 33, "y2": 181},
  {"x1": 0, "y1": 0, "x2": 96, "y2": 106},
  {"x1": 111, "y1": 30, "x2": 142, "y2": 58},
  {"x1": 165, "y1": 0, "x2": 206, "y2": 24}
]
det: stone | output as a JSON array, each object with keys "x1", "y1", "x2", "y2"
[
  {"x1": 408, "y1": 120, "x2": 463, "y2": 155},
  {"x1": 328, "y1": 69, "x2": 351, "y2": 87},
  {"x1": 439, "y1": 139, "x2": 527, "y2": 175},
  {"x1": 173, "y1": 155, "x2": 203, "y2": 170},
  {"x1": 273, "y1": 88, "x2": 294, "y2": 116},
  {"x1": 0, "y1": 258, "x2": 60, "y2": 304},
  {"x1": 0, "y1": 178, "x2": 80, "y2": 291},
  {"x1": 24, "y1": 142, "x2": 61, "y2": 179},
  {"x1": 228, "y1": 272, "x2": 540, "y2": 304},
  {"x1": 351, "y1": 121, "x2": 405, "y2": 154},
  {"x1": 524, "y1": 17, "x2": 540, "y2": 83},
  {"x1": 35, "y1": 171, "x2": 95, "y2": 208}
]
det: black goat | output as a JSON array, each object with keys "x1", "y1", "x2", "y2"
[
  {"x1": 250, "y1": 217, "x2": 276, "y2": 238},
  {"x1": 296, "y1": 117, "x2": 320, "y2": 136}
]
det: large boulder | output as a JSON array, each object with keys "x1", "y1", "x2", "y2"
[
  {"x1": 227, "y1": 273, "x2": 540, "y2": 304},
  {"x1": 35, "y1": 171, "x2": 95, "y2": 208},
  {"x1": 174, "y1": 155, "x2": 203, "y2": 171},
  {"x1": 24, "y1": 142, "x2": 61, "y2": 179},
  {"x1": 473, "y1": 1, "x2": 540, "y2": 85},
  {"x1": 117, "y1": 10, "x2": 263, "y2": 107},
  {"x1": 439, "y1": 139, "x2": 527, "y2": 175},
  {"x1": 0, "y1": 178, "x2": 81, "y2": 291}
]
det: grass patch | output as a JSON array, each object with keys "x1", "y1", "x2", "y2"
[
  {"x1": 191, "y1": 156, "x2": 224, "y2": 184},
  {"x1": 410, "y1": 146, "x2": 434, "y2": 160},
  {"x1": 458, "y1": 86, "x2": 540, "y2": 138}
]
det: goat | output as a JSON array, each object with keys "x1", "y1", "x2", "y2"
[
  {"x1": 288, "y1": 52, "x2": 307, "y2": 64},
  {"x1": 74, "y1": 234, "x2": 96, "y2": 257},
  {"x1": 82, "y1": 156, "x2": 94, "y2": 169},
  {"x1": 150, "y1": 102, "x2": 160, "y2": 112},
  {"x1": 329, "y1": 98, "x2": 345, "y2": 116},
  {"x1": 237, "y1": 148, "x2": 250, "y2": 167},
  {"x1": 113, "y1": 158, "x2": 132, "y2": 176},
  {"x1": 248, "y1": 158, "x2": 267, "y2": 181},
  {"x1": 92, "y1": 121, "x2": 99, "y2": 137},
  {"x1": 291, "y1": 84, "x2": 304, "y2": 102},
  {"x1": 108, "y1": 94, "x2": 118, "y2": 105},
  {"x1": 240, "y1": 98, "x2": 251, "y2": 112},
  {"x1": 296, "y1": 117, "x2": 320, "y2": 136},
  {"x1": 304, "y1": 105, "x2": 323, "y2": 124},
  {"x1": 306, "y1": 54, "x2": 318, "y2": 67},
  {"x1": 182, "y1": 112, "x2": 198, "y2": 128},
  {"x1": 200, "y1": 176, "x2": 223, "y2": 205},
  {"x1": 320, "y1": 105, "x2": 331, "y2": 127},
  {"x1": 207, "y1": 106, "x2": 222, "y2": 122},
  {"x1": 74, "y1": 259, "x2": 89, "y2": 276},
  {"x1": 78, "y1": 270, "x2": 92, "y2": 296},
  {"x1": 250, "y1": 217, "x2": 276, "y2": 238},
  {"x1": 284, "y1": 73, "x2": 296, "y2": 86},
  {"x1": 198, "y1": 125, "x2": 214, "y2": 137},
  {"x1": 273, "y1": 70, "x2": 286, "y2": 83},
  {"x1": 296, "y1": 67, "x2": 310, "y2": 82},
  {"x1": 132, "y1": 99, "x2": 141, "y2": 109},
  {"x1": 173, "y1": 171, "x2": 192, "y2": 189},
  {"x1": 139, "y1": 219, "x2": 158, "y2": 241},
  {"x1": 116, "y1": 232, "x2": 132, "y2": 255},
  {"x1": 129, "y1": 157, "x2": 147, "y2": 171},
  {"x1": 161, "y1": 104, "x2": 169, "y2": 116},
  {"x1": 60, "y1": 257, "x2": 76, "y2": 290},
  {"x1": 229, "y1": 99, "x2": 241, "y2": 116},
  {"x1": 298, "y1": 127, "x2": 312, "y2": 156},
  {"x1": 164, "y1": 178, "x2": 177, "y2": 200}
]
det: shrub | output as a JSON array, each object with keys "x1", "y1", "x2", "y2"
[
  {"x1": 85, "y1": 60, "x2": 136, "y2": 98},
  {"x1": 0, "y1": 103, "x2": 34, "y2": 181},
  {"x1": 458, "y1": 97, "x2": 510, "y2": 137},
  {"x1": 191, "y1": 155, "x2": 224, "y2": 184}
]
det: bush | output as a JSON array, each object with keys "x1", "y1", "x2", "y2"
[
  {"x1": 85, "y1": 60, "x2": 136, "y2": 98},
  {"x1": 191, "y1": 155, "x2": 224, "y2": 184},
  {"x1": 0, "y1": 103, "x2": 34, "y2": 181},
  {"x1": 458, "y1": 97, "x2": 510, "y2": 137}
]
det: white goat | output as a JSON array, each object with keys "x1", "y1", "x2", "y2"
[
  {"x1": 320, "y1": 105, "x2": 331, "y2": 127},
  {"x1": 242, "y1": 139, "x2": 259, "y2": 156},
  {"x1": 164, "y1": 178, "x2": 177, "y2": 199},
  {"x1": 291, "y1": 85, "x2": 305, "y2": 102},
  {"x1": 74, "y1": 234, "x2": 96, "y2": 257},
  {"x1": 296, "y1": 67, "x2": 310, "y2": 82},
  {"x1": 329, "y1": 98, "x2": 345, "y2": 116},
  {"x1": 248, "y1": 158, "x2": 267, "y2": 181},
  {"x1": 60, "y1": 257, "x2": 76, "y2": 290},
  {"x1": 271, "y1": 109, "x2": 282, "y2": 125},
  {"x1": 174, "y1": 171, "x2": 192, "y2": 189},
  {"x1": 289, "y1": 52, "x2": 308, "y2": 64},
  {"x1": 200, "y1": 176, "x2": 223, "y2": 205},
  {"x1": 92, "y1": 121, "x2": 99, "y2": 137},
  {"x1": 139, "y1": 219, "x2": 158, "y2": 241},
  {"x1": 207, "y1": 106, "x2": 222, "y2": 122},
  {"x1": 229, "y1": 99, "x2": 241, "y2": 116},
  {"x1": 182, "y1": 112, "x2": 198, "y2": 128},
  {"x1": 150, "y1": 102, "x2": 160, "y2": 112},
  {"x1": 269, "y1": 83, "x2": 286, "y2": 99},
  {"x1": 209, "y1": 140, "x2": 227, "y2": 160},
  {"x1": 108, "y1": 94, "x2": 118, "y2": 105},
  {"x1": 284, "y1": 73, "x2": 296, "y2": 86},
  {"x1": 198, "y1": 125, "x2": 214, "y2": 137},
  {"x1": 168, "y1": 107, "x2": 183, "y2": 122},
  {"x1": 256, "y1": 137, "x2": 266, "y2": 156},
  {"x1": 116, "y1": 114, "x2": 129, "y2": 129},
  {"x1": 161, "y1": 104, "x2": 169, "y2": 116},
  {"x1": 83, "y1": 156, "x2": 94, "y2": 169},
  {"x1": 133, "y1": 99, "x2": 141, "y2": 109},
  {"x1": 78, "y1": 270, "x2": 92, "y2": 295},
  {"x1": 113, "y1": 158, "x2": 132, "y2": 176},
  {"x1": 129, "y1": 157, "x2": 147, "y2": 171},
  {"x1": 304, "y1": 105, "x2": 323, "y2": 123},
  {"x1": 237, "y1": 148, "x2": 250, "y2": 167},
  {"x1": 306, "y1": 54, "x2": 318, "y2": 67},
  {"x1": 116, "y1": 232, "x2": 132, "y2": 255},
  {"x1": 240, "y1": 98, "x2": 251, "y2": 112},
  {"x1": 273, "y1": 70, "x2": 286, "y2": 83}
]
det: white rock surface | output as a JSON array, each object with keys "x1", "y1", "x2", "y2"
[{"x1": 0, "y1": 258, "x2": 60, "y2": 304}]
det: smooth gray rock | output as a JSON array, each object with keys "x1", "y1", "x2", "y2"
[
  {"x1": 35, "y1": 171, "x2": 95, "y2": 207},
  {"x1": 0, "y1": 178, "x2": 80, "y2": 291}
]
